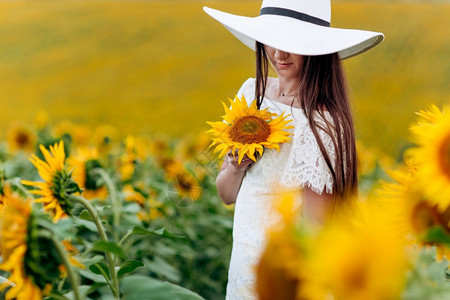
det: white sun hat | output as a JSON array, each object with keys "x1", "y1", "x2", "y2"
[{"x1": 203, "y1": 0, "x2": 384, "y2": 59}]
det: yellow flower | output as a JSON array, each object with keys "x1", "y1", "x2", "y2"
[
  {"x1": 53, "y1": 120, "x2": 75, "y2": 139},
  {"x1": 409, "y1": 104, "x2": 450, "y2": 212},
  {"x1": 356, "y1": 141, "x2": 377, "y2": 175},
  {"x1": 123, "y1": 184, "x2": 146, "y2": 206},
  {"x1": 72, "y1": 124, "x2": 92, "y2": 147},
  {"x1": 34, "y1": 110, "x2": 49, "y2": 130},
  {"x1": 175, "y1": 132, "x2": 211, "y2": 162},
  {"x1": 256, "y1": 192, "x2": 306, "y2": 300},
  {"x1": 22, "y1": 141, "x2": 81, "y2": 222},
  {"x1": 304, "y1": 202, "x2": 410, "y2": 300},
  {"x1": 67, "y1": 147, "x2": 107, "y2": 200},
  {"x1": 7, "y1": 123, "x2": 37, "y2": 153},
  {"x1": 207, "y1": 95, "x2": 293, "y2": 164},
  {"x1": 377, "y1": 159, "x2": 450, "y2": 257},
  {"x1": 119, "y1": 135, "x2": 138, "y2": 181},
  {"x1": 61, "y1": 240, "x2": 85, "y2": 273},
  {"x1": 166, "y1": 162, "x2": 201, "y2": 201},
  {"x1": 94, "y1": 125, "x2": 118, "y2": 154},
  {"x1": 0, "y1": 186, "x2": 80, "y2": 299},
  {"x1": 0, "y1": 188, "x2": 43, "y2": 299},
  {"x1": 123, "y1": 184, "x2": 163, "y2": 221}
]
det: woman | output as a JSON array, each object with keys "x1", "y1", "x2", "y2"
[{"x1": 203, "y1": 0, "x2": 384, "y2": 299}]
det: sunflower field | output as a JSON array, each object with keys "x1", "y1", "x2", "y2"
[{"x1": 0, "y1": 0, "x2": 450, "y2": 300}]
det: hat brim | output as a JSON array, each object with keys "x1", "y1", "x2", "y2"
[{"x1": 204, "y1": 7, "x2": 384, "y2": 59}]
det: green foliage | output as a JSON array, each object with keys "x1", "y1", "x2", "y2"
[
  {"x1": 402, "y1": 247, "x2": 450, "y2": 300},
  {"x1": 120, "y1": 275, "x2": 205, "y2": 300}
]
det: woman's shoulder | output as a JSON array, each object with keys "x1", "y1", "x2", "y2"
[{"x1": 236, "y1": 77, "x2": 256, "y2": 102}]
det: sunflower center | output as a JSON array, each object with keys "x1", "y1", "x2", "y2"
[
  {"x1": 344, "y1": 263, "x2": 368, "y2": 291},
  {"x1": 16, "y1": 131, "x2": 31, "y2": 147},
  {"x1": 229, "y1": 116, "x2": 271, "y2": 144},
  {"x1": 410, "y1": 201, "x2": 440, "y2": 234},
  {"x1": 439, "y1": 134, "x2": 450, "y2": 178}
]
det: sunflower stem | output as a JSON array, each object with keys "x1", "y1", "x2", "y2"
[
  {"x1": 92, "y1": 168, "x2": 121, "y2": 242},
  {"x1": 118, "y1": 230, "x2": 133, "y2": 246},
  {"x1": 69, "y1": 195, "x2": 120, "y2": 299},
  {"x1": 93, "y1": 262, "x2": 115, "y2": 292},
  {"x1": 38, "y1": 231, "x2": 81, "y2": 300}
]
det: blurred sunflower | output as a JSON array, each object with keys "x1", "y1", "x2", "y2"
[
  {"x1": 68, "y1": 147, "x2": 108, "y2": 200},
  {"x1": 119, "y1": 136, "x2": 138, "y2": 181},
  {"x1": 93, "y1": 125, "x2": 118, "y2": 155},
  {"x1": 34, "y1": 110, "x2": 49, "y2": 130},
  {"x1": 303, "y1": 202, "x2": 410, "y2": 300},
  {"x1": 166, "y1": 162, "x2": 201, "y2": 201},
  {"x1": 175, "y1": 133, "x2": 211, "y2": 162},
  {"x1": 123, "y1": 184, "x2": 162, "y2": 221},
  {"x1": 53, "y1": 120, "x2": 75, "y2": 140},
  {"x1": 256, "y1": 192, "x2": 306, "y2": 300},
  {"x1": 22, "y1": 141, "x2": 81, "y2": 222},
  {"x1": 378, "y1": 159, "x2": 450, "y2": 259},
  {"x1": 7, "y1": 123, "x2": 37, "y2": 153},
  {"x1": 0, "y1": 187, "x2": 63, "y2": 299},
  {"x1": 356, "y1": 141, "x2": 377, "y2": 176},
  {"x1": 410, "y1": 104, "x2": 450, "y2": 212},
  {"x1": 71, "y1": 124, "x2": 92, "y2": 147},
  {"x1": 207, "y1": 95, "x2": 293, "y2": 164}
]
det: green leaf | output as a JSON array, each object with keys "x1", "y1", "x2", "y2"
[
  {"x1": 424, "y1": 226, "x2": 450, "y2": 245},
  {"x1": 62, "y1": 285, "x2": 92, "y2": 300},
  {"x1": 91, "y1": 240, "x2": 126, "y2": 259},
  {"x1": 73, "y1": 218, "x2": 98, "y2": 233},
  {"x1": 117, "y1": 260, "x2": 144, "y2": 279},
  {"x1": 78, "y1": 269, "x2": 107, "y2": 283},
  {"x1": 121, "y1": 275, "x2": 205, "y2": 300},
  {"x1": 145, "y1": 257, "x2": 180, "y2": 282},
  {"x1": 79, "y1": 209, "x2": 93, "y2": 221},
  {"x1": 131, "y1": 226, "x2": 185, "y2": 239},
  {"x1": 79, "y1": 255, "x2": 104, "y2": 268},
  {"x1": 89, "y1": 262, "x2": 110, "y2": 279}
]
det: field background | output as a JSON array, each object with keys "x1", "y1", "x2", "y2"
[{"x1": 0, "y1": 0, "x2": 449, "y2": 157}]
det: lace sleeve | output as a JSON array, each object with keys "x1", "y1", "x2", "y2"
[{"x1": 285, "y1": 115, "x2": 335, "y2": 195}]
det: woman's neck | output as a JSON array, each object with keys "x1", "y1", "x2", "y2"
[{"x1": 277, "y1": 77, "x2": 300, "y2": 97}]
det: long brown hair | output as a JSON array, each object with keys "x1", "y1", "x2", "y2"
[{"x1": 255, "y1": 42, "x2": 357, "y2": 204}]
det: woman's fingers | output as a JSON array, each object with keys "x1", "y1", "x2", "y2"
[{"x1": 227, "y1": 151, "x2": 254, "y2": 170}]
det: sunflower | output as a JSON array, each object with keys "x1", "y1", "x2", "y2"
[
  {"x1": 409, "y1": 104, "x2": 450, "y2": 212},
  {"x1": 7, "y1": 123, "x2": 37, "y2": 153},
  {"x1": 93, "y1": 125, "x2": 118, "y2": 155},
  {"x1": 303, "y1": 202, "x2": 410, "y2": 300},
  {"x1": 119, "y1": 136, "x2": 138, "y2": 181},
  {"x1": 34, "y1": 110, "x2": 49, "y2": 130},
  {"x1": 22, "y1": 141, "x2": 81, "y2": 222},
  {"x1": 377, "y1": 159, "x2": 450, "y2": 258},
  {"x1": 166, "y1": 161, "x2": 201, "y2": 201},
  {"x1": 207, "y1": 95, "x2": 293, "y2": 164},
  {"x1": 123, "y1": 184, "x2": 163, "y2": 221},
  {"x1": 0, "y1": 187, "x2": 65, "y2": 300},
  {"x1": 67, "y1": 147, "x2": 107, "y2": 200},
  {"x1": 256, "y1": 192, "x2": 307, "y2": 300}
]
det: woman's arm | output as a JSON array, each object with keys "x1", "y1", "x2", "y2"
[
  {"x1": 216, "y1": 151, "x2": 253, "y2": 205},
  {"x1": 302, "y1": 187, "x2": 334, "y2": 227}
]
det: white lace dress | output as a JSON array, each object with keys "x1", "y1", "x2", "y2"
[{"x1": 225, "y1": 78, "x2": 335, "y2": 300}]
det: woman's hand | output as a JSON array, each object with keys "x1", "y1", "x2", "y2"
[
  {"x1": 216, "y1": 150, "x2": 255, "y2": 205},
  {"x1": 226, "y1": 150, "x2": 254, "y2": 172}
]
